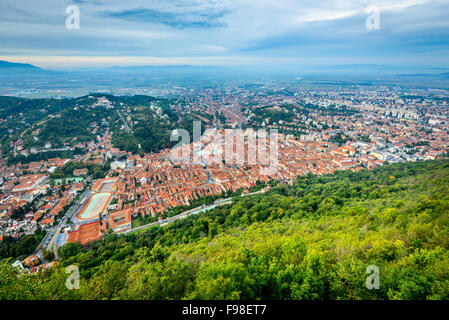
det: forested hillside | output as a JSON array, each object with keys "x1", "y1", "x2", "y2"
[
  {"x1": 0, "y1": 94, "x2": 209, "y2": 162},
  {"x1": 1, "y1": 160, "x2": 449, "y2": 300}
]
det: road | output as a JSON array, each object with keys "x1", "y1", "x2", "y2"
[
  {"x1": 33, "y1": 187, "x2": 90, "y2": 261},
  {"x1": 33, "y1": 178, "x2": 265, "y2": 260},
  {"x1": 120, "y1": 203, "x2": 217, "y2": 235},
  {"x1": 119, "y1": 189, "x2": 265, "y2": 235},
  {"x1": 116, "y1": 109, "x2": 131, "y2": 133}
]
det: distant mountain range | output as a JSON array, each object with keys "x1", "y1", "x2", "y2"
[
  {"x1": 0, "y1": 59, "x2": 448, "y2": 78},
  {"x1": 101, "y1": 63, "x2": 449, "y2": 76},
  {"x1": 0, "y1": 60, "x2": 41, "y2": 69},
  {"x1": 0, "y1": 60, "x2": 42, "y2": 71}
]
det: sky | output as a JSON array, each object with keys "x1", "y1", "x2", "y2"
[{"x1": 0, "y1": 0, "x2": 448, "y2": 69}]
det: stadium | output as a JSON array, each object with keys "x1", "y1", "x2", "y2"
[
  {"x1": 73, "y1": 177, "x2": 118, "y2": 223},
  {"x1": 76, "y1": 192, "x2": 112, "y2": 221}
]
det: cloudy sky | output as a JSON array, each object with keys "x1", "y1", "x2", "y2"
[{"x1": 0, "y1": 0, "x2": 448, "y2": 69}]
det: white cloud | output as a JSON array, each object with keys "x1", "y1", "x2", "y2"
[{"x1": 0, "y1": 0, "x2": 448, "y2": 67}]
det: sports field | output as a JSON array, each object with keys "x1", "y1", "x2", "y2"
[{"x1": 77, "y1": 192, "x2": 112, "y2": 220}]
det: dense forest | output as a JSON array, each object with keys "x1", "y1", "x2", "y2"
[
  {"x1": 112, "y1": 114, "x2": 207, "y2": 155},
  {"x1": 0, "y1": 94, "x2": 182, "y2": 161},
  {"x1": 50, "y1": 161, "x2": 110, "y2": 180},
  {"x1": 249, "y1": 104, "x2": 297, "y2": 125},
  {"x1": 0, "y1": 96, "x2": 92, "y2": 162},
  {"x1": 6, "y1": 148, "x2": 86, "y2": 166},
  {"x1": 1, "y1": 159, "x2": 448, "y2": 300},
  {"x1": 1, "y1": 93, "x2": 210, "y2": 163},
  {"x1": 0, "y1": 228, "x2": 46, "y2": 261}
]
